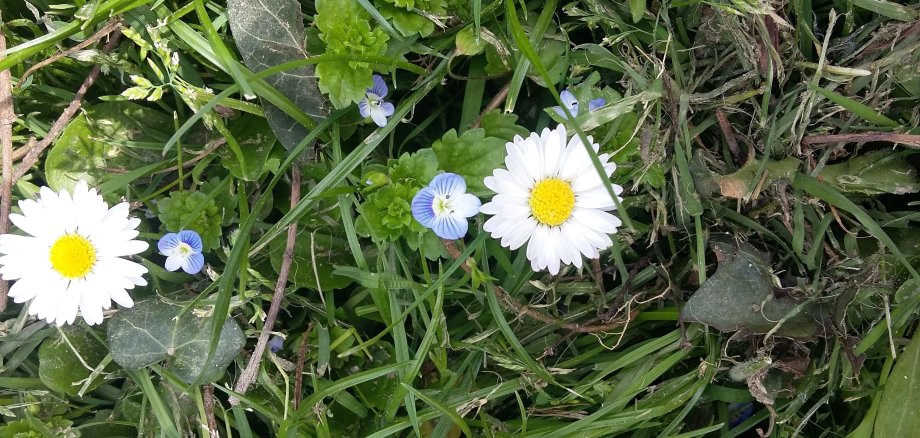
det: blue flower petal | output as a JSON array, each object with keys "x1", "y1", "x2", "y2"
[
  {"x1": 358, "y1": 99, "x2": 371, "y2": 117},
  {"x1": 430, "y1": 173, "x2": 466, "y2": 197},
  {"x1": 380, "y1": 101, "x2": 395, "y2": 117},
  {"x1": 560, "y1": 89, "x2": 579, "y2": 110},
  {"x1": 182, "y1": 252, "x2": 205, "y2": 274},
  {"x1": 269, "y1": 336, "x2": 284, "y2": 353},
  {"x1": 157, "y1": 233, "x2": 181, "y2": 254},
  {"x1": 411, "y1": 187, "x2": 437, "y2": 227},
  {"x1": 432, "y1": 214, "x2": 468, "y2": 240},
  {"x1": 369, "y1": 75, "x2": 389, "y2": 98},
  {"x1": 178, "y1": 230, "x2": 203, "y2": 253},
  {"x1": 589, "y1": 97, "x2": 606, "y2": 112}
]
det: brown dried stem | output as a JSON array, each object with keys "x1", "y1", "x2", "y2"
[
  {"x1": 441, "y1": 239, "x2": 634, "y2": 333},
  {"x1": 801, "y1": 132, "x2": 920, "y2": 148},
  {"x1": 232, "y1": 166, "x2": 301, "y2": 402},
  {"x1": 17, "y1": 20, "x2": 123, "y2": 88},
  {"x1": 293, "y1": 321, "x2": 314, "y2": 411},
  {"x1": 12, "y1": 28, "x2": 123, "y2": 183},
  {"x1": 0, "y1": 29, "x2": 14, "y2": 310},
  {"x1": 470, "y1": 82, "x2": 511, "y2": 129},
  {"x1": 202, "y1": 384, "x2": 219, "y2": 438}
]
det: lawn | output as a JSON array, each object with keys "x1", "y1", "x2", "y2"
[{"x1": 1, "y1": 0, "x2": 919, "y2": 436}]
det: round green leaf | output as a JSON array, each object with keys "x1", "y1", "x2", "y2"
[
  {"x1": 107, "y1": 299, "x2": 245, "y2": 384},
  {"x1": 38, "y1": 325, "x2": 110, "y2": 396}
]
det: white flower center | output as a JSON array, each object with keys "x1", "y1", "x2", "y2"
[
  {"x1": 432, "y1": 195, "x2": 454, "y2": 217},
  {"x1": 176, "y1": 242, "x2": 193, "y2": 256}
]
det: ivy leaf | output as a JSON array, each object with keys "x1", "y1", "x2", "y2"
[
  {"x1": 39, "y1": 326, "x2": 110, "y2": 396},
  {"x1": 107, "y1": 299, "x2": 245, "y2": 384},
  {"x1": 680, "y1": 241, "x2": 828, "y2": 339},
  {"x1": 477, "y1": 110, "x2": 529, "y2": 142},
  {"x1": 227, "y1": 0, "x2": 328, "y2": 153},
  {"x1": 432, "y1": 129, "x2": 506, "y2": 194},
  {"x1": 44, "y1": 102, "x2": 168, "y2": 193},
  {"x1": 219, "y1": 115, "x2": 282, "y2": 181}
]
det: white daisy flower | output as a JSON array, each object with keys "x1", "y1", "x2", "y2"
[
  {"x1": 480, "y1": 125, "x2": 624, "y2": 275},
  {"x1": 0, "y1": 181, "x2": 149, "y2": 326}
]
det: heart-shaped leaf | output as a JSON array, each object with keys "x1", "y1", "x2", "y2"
[
  {"x1": 39, "y1": 325, "x2": 110, "y2": 396},
  {"x1": 680, "y1": 241, "x2": 827, "y2": 339},
  {"x1": 107, "y1": 299, "x2": 245, "y2": 383},
  {"x1": 227, "y1": 0, "x2": 328, "y2": 153}
]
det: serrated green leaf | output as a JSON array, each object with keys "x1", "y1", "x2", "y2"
[
  {"x1": 477, "y1": 109, "x2": 528, "y2": 141},
  {"x1": 107, "y1": 299, "x2": 245, "y2": 384},
  {"x1": 227, "y1": 0, "x2": 328, "y2": 152},
  {"x1": 157, "y1": 190, "x2": 223, "y2": 251},
  {"x1": 390, "y1": 149, "x2": 438, "y2": 185},
  {"x1": 432, "y1": 128, "x2": 505, "y2": 194},
  {"x1": 38, "y1": 326, "x2": 110, "y2": 396}
]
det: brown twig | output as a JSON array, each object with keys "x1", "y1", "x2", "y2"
[
  {"x1": 293, "y1": 321, "x2": 314, "y2": 411},
  {"x1": 715, "y1": 109, "x2": 742, "y2": 166},
  {"x1": 442, "y1": 239, "x2": 635, "y2": 333},
  {"x1": 202, "y1": 384, "x2": 219, "y2": 438},
  {"x1": 12, "y1": 29, "x2": 123, "y2": 183},
  {"x1": 801, "y1": 132, "x2": 920, "y2": 148},
  {"x1": 17, "y1": 20, "x2": 123, "y2": 88},
  {"x1": 232, "y1": 166, "x2": 302, "y2": 402},
  {"x1": 0, "y1": 29, "x2": 15, "y2": 310},
  {"x1": 470, "y1": 83, "x2": 511, "y2": 129},
  {"x1": 154, "y1": 138, "x2": 227, "y2": 174}
]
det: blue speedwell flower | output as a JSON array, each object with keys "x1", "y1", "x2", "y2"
[
  {"x1": 358, "y1": 75, "x2": 396, "y2": 127},
  {"x1": 269, "y1": 335, "x2": 284, "y2": 353},
  {"x1": 551, "y1": 89, "x2": 605, "y2": 119},
  {"x1": 158, "y1": 230, "x2": 204, "y2": 274},
  {"x1": 411, "y1": 173, "x2": 481, "y2": 240}
]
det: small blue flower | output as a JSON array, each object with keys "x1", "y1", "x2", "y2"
[
  {"x1": 358, "y1": 75, "x2": 396, "y2": 127},
  {"x1": 551, "y1": 88, "x2": 606, "y2": 119},
  {"x1": 269, "y1": 335, "x2": 284, "y2": 353},
  {"x1": 157, "y1": 230, "x2": 204, "y2": 274},
  {"x1": 411, "y1": 173, "x2": 481, "y2": 240}
]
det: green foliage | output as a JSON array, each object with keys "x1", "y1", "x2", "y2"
[
  {"x1": 44, "y1": 102, "x2": 165, "y2": 193},
  {"x1": 315, "y1": 0, "x2": 389, "y2": 108},
  {"x1": 38, "y1": 326, "x2": 110, "y2": 396},
  {"x1": 432, "y1": 128, "x2": 506, "y2": 194},
  {"x1": 219, "y1": 116, "x2": 282, "y2": 181},
  {"x1": 107, "y1": 299, "x2": 245, "y2": 384},
  {"x1": 156, "y1": 190, "x2": 223, "y2": 251}
]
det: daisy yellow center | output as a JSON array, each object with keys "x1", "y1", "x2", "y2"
[
  {"x1": 49, "y1": 234, "x2": 97, "y2": 279},
  {"x1": 529, "y1": 178, "x2": 575, "y2": 226}
]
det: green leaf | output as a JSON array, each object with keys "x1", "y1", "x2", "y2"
[
  {"x1": 157, "y1": 190, "x2": 223, "y2": 251},
  {"x1": 227, "y1": 0, "x2": 329, "y2": 152},
  {"x1": 219, "y1": 115, "x2": 282, "y2": 181},
  {"x1": 390, "y1": 149, "x2": 439, "y2": 185},
  {"x1": 821, "y1": 151, "x2": 920, "y2": 196},
  {"x1": 107, "y1": 299, "x2": 245, "y2": 384},
  {"x1": 874, "y1": 333, "x2": 920, "y2": 436},
  {"x1": 44, "y1": 102, "x2": 168, "y2": 193},
  {"x1": 269, "y1": 230, "x2": 355, "y2": 291},
  {"x1": 680, "y1": 240, "x2": 826, "y2": 338},
  {"x1": 314, "y1": 0, "x2": 390, "y2": 108},
  {"x1": 38, "y1": 326, "x2": 110, "y2": 396},
  {"x1": 432, "y1": 128, "x2": 506, "y2": 194},
  {"x1": 455, "y1": 26, "x2": 487, "y2": 55},
  {"x1": 477, "y1": 109, "x2": 529, "y2": 142}
]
